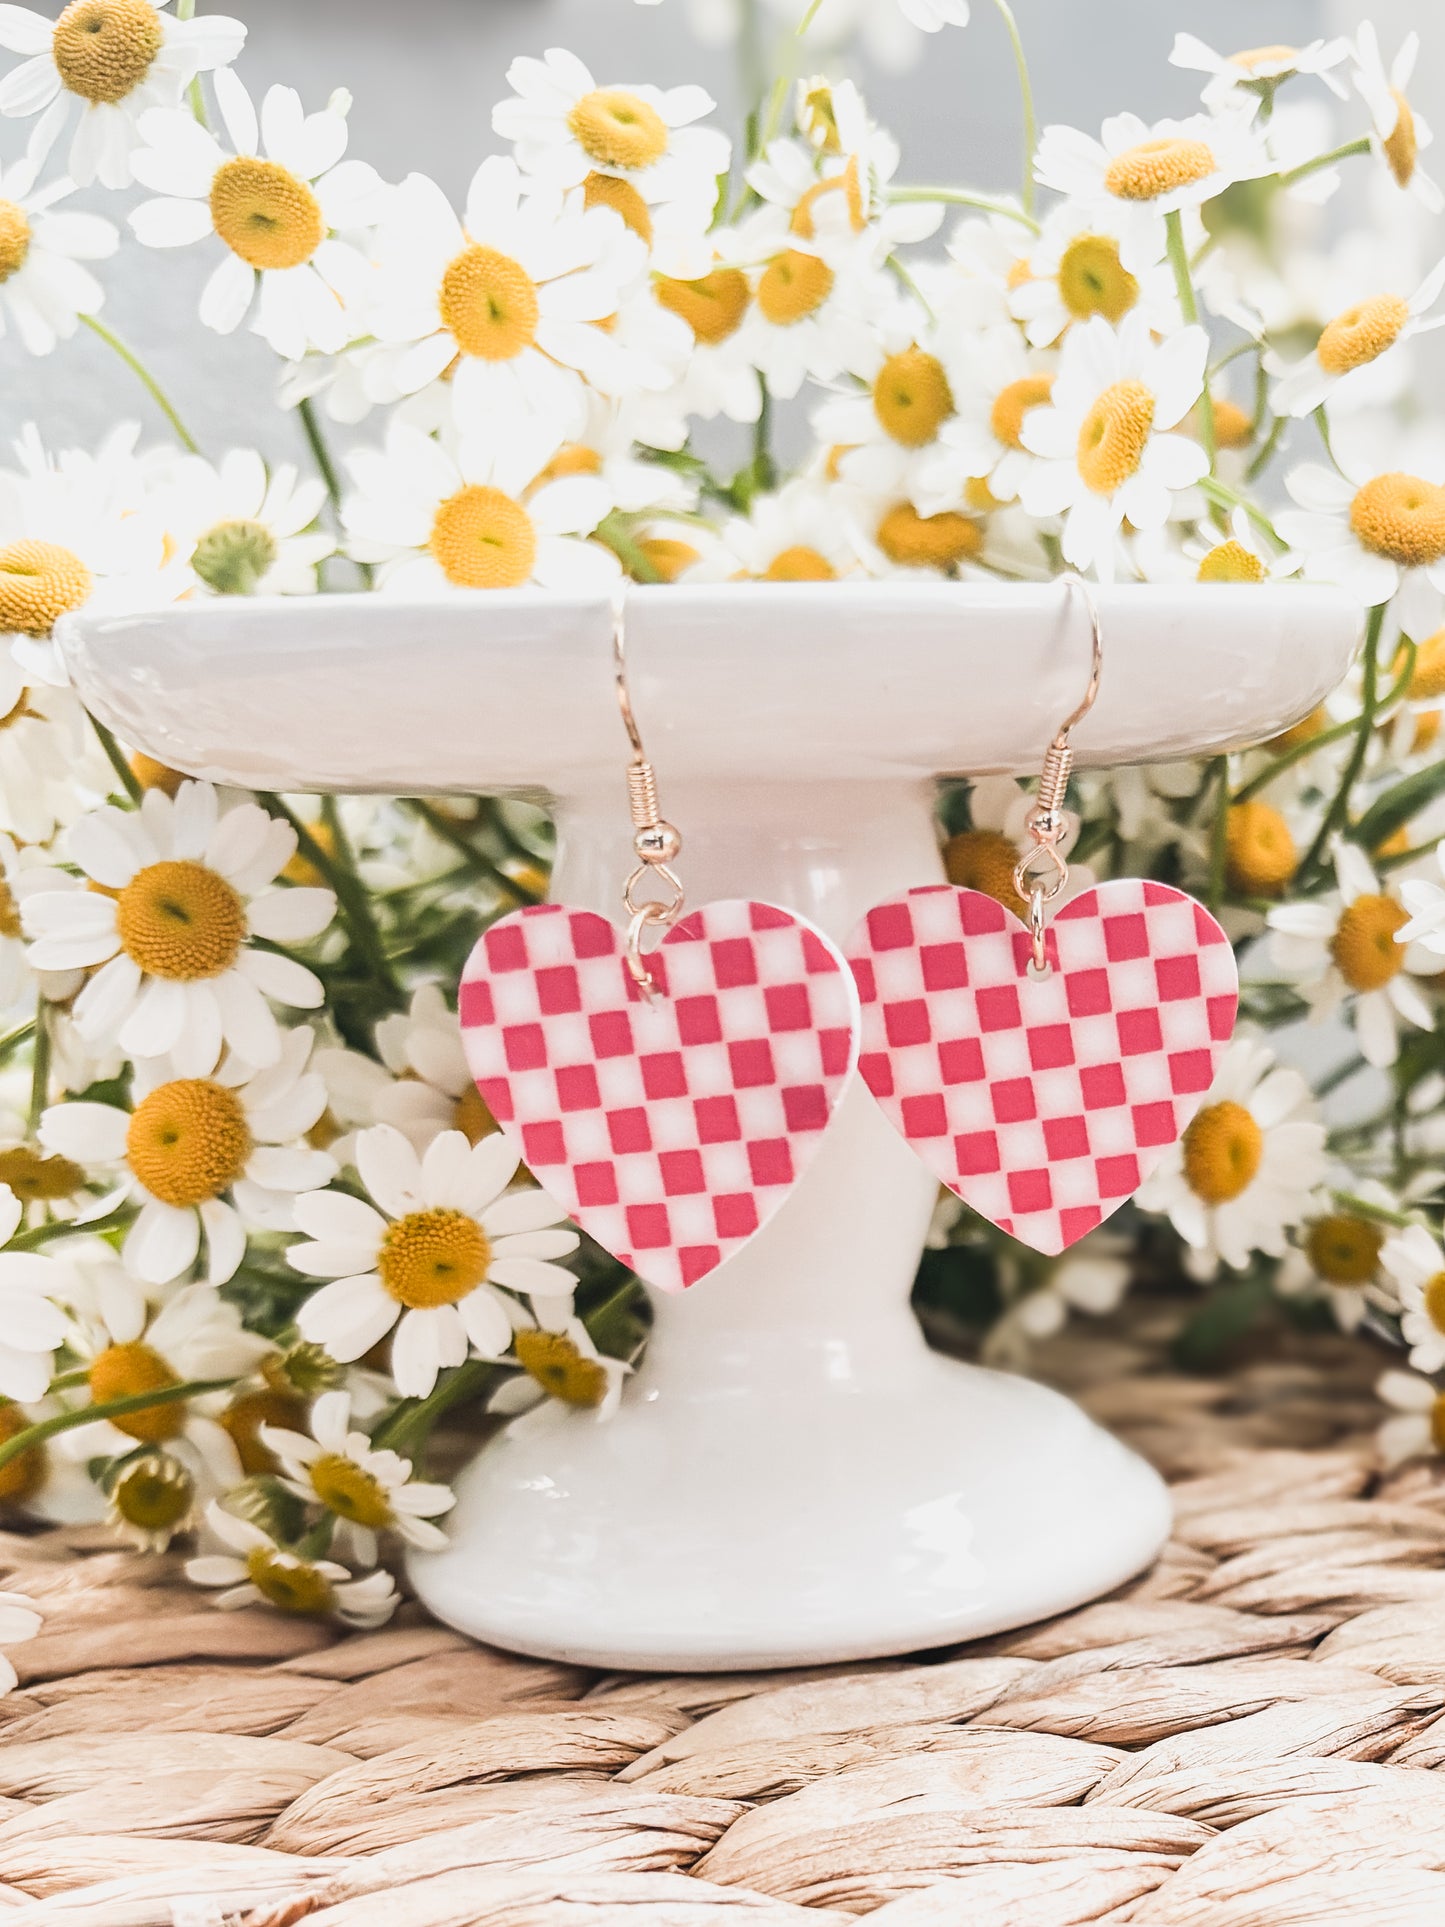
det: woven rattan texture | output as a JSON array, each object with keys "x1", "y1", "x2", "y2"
[{"x1": 2, "y1": 1306, "x2": 1443, "y2": 1926}]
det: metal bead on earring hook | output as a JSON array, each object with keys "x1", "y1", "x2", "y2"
[
  {"x1": 1012, "y1": 573, "x2": 1104, "y2": 975},
  {"x1": 613, "y1": 594, "x2": 686, "y2": 997}
]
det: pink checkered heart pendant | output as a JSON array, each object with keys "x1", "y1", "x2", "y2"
[
  {"x1": 847, "y1": 880, "x2": 1239, "y2": 1256},
  {"x1": 458, "y1": 899, "x2": 860, "y2": 1293}
]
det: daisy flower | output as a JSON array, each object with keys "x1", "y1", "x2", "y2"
[
  {"x1": 0, "y1": 0, "x2": 243, "y2": 189},
  {"x1": 1134, "y1": 1035, "x2": 1328, "y2": 1276},
  {"x1": 1017, "y1": 312, "x2": 1210, "y2": 581},
  {"x1": 909, "y1": 327, "x2": 1054, "y2": 513},
  {"x1": 1351, "y1": 24, "x2": 1442, "y2": 214},
  {"x1": 1170, "y1": 34, "x2": 1350, "y2": 116},
  {"x1": 1398, "y1": 842, "x2": 1445, "y2": 958},
  {"x1": 365, "y1": 156, "x2": 640, "y2": 430},
  {"x1": 157, "y1": 449, "x2": 334, "y2": 596},
  {"x1": 260, "y1": 1388, "x2": 454, "y2": 1566},
  {"x1": 1184, "y1": 504, "x2": 1300, "y2": 586},
  {"x1": 290, "y1": 1124, "x2": 580, "y2": 1400},
  {"x1": 726, "y1": 210, "x2": 889, "y2": 401},
  {"x1": 0, "y1": 1589, "x2": 39, "y2": 1694},
  {"x1": 1267, "y1": 843, "x2": 1436, "y2": 1070},
  {"x1": 1375, "y1": 1368, "x2": 1445, "y2": 1465},
  {"x1": 0, "y1": 1181, "x2": 72, "y2": 1401},
  {"x1": 748, "y1": 125, "x2": 938, "y2": 268},
  {"x1": 1033, "y1": 112, "x2": 1273, "y2": 275},
  {"x1": 39, "y1": 1028, "x2": 336, "y2": 1287},
  {"x1": 0, "y1": 151, "x2": 116, "y2": 355},
  {"x1": 187, "y1": 1499, "x2": 398, "y2": 1626},
  {"x1": 129, "y1": 72, "x2": 387, "y2": 359},
  {"x1": 0, "y1": 652, "x2": 103, "y2": 845},
  {"x1": 1381, "y1": 1223, "x2": 1445, "y2": 1374},
  {"x1": 704, "y1": 477, "x2": 859, "y2": 581},
  {"x1": 813, "y1": 305, "x2": 970, "y2": 502},
  {"x1": 983, "y1": 1238, "x2": 1132, "y2": 1366},
  {"x1": 343, "y1": 416, "x2": 621, "y2": 596},
  {"x1": 1273, "y1": 259, "x2": 1445, "y2": 418},
  {"x1": 941, "y1": 773, "x2": 1092, "y2": 918},
  {"x1": 493, "y1": 47, "x2": 729, "y2": 277},
  {"x1": 490, "y1": 1308, "x2": 631, "y2": 1423},
  {"x1": 23, "y1": 779, "x2": 336, "y2": 1076},
  {"x1": 1008, "y1": 202, "x2": 1180, "y2": 349},
  {"x1": 1276, "y1": 1185, "x2": 1399, "y2": 1331},
  {"x1": 62, "y1": 1280, "x2": 271, "y2": 1493},
  {"x1": 657, "y1": 261, "x2": 763, "y2": 426},
  {"x1": 366, "y1": 981, "x2": 506, "y2": 1152}
]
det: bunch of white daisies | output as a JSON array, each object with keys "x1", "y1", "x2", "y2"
[{"x1": 3, "y1": 0, "x2": 1445, "y2": 1625}]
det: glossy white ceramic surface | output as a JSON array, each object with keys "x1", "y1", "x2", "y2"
[{"x1": 57, "y1": 583, "x2": 1356, "y2": 1669}]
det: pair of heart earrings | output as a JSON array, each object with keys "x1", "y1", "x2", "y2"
[{"x1": 458, "y1": 581, "x2": 1240, "y2": 1292}]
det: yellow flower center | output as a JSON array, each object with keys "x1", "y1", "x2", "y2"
[
  {"x1": 1405, "y1": 631, "x2": 1445, "y2": 701},
  {"x1": 799, "y1": 83, "x2": 842, "y2": 153},
  {"x1": 583, "y1": 171, "x2": 653, "y2": 244},
  {"x1": 654, "y1": 268, "x2": 750, "y2": 345},
  {"x1": 115, "y1": 858, "x2": 247, "y2": 982},
  {"x1": 245, "y1": 1545, "x2": 335, "y2": 1616},
  {"x1": 191, "y1": 518, "x2": 278, "y2": 596},
  {"x1": 1104, "y1": 138, "x2": 1216, "y2": 202},
  {"x1": 428, "y1": 485, "x2": 537, "y2": 590},
  {"x1": 452, "y1": 1082, "x2": 499, "y2": 1147},
  {"x1": 872, "y1": 347, "x2": 955, "y2": 448},
  {"x1": 130, "y1": 752, "x2": 186, "y2": 799},
  {"x1": 0, "y1": 1146, "x2": 84, "y2": 1203},
  {"x1": 990, "y1": 374, "x2": 1054, "y2": 451},
  {"x1": 0, "y1": 200, "x2": 30, "y2": 284},
  {"x1": 309, "y1": 1452, "x2": 395, "y2": 1529},
  {"x1": 1210, "y1": 399, "x2": 1254, "y2": 450},
  {"x1": 51, "y1": 0, "x2": 161, "y2": 103},
  {"x1": 438, "y1": 243, "x2": 540, "y2": 361},
  {"x1": 877, "y1": 504, "x2": 982, "y2": 571},
  {"x1": 0, "y1": 879, "x2": 20, "y2": 944},
  {"x1": 1006, "y1": 256, "x2": 1033, "y2": 291},
  {"x1": 1225, "y1": 800, "x2": 1297, "y2": 895},
  {"x1": 1304, "y1": 1213, "x2": 1383, "y2": 1285},
  {"x1": 378, "y1": 1206, "x2": 491, "y2": 1309},
  {"x1": 0, "y1": 1401, "x2": 43, "y2": 1507},
  {"x1": 636, "y1": 536, "x2": 701, "y2": 583},
  {"x1": 762, "y1": 545, "x2": 836, "y2": 581},
  {"x1": 568, "y1": 88, "x2": 669, "y2": 171},
  {"x1": 126, "y1": 1078, "x2": 253, "y2": 1208},
  {"x1": 1316, "y1": 294, "x2": 1411, "y2": 376},
  {"x1": 514, "y1": 1328, "x2": 608, "y2": 1408},
  {"x1": 112, "y1": 1453, "x2": 193, "y2": 1534},
  {"x1": 1385, "y1": 90, "x2": 1418, "y2": 188},
  {"x1": 1076, "y1": 379, "x2": 1155, "y2": 494},
  {"x1": 1182, "y1": 1100, "x2": 1263, "y2": 1205},
  {"x1": 791, "y1": 157, "x2": 866, "y2": 240},
  {"x1": 1057, "y1": 234, "x2": 1139, "y2": 324},
  {"x1": 1269, "y1": 705, "x2": 1326, "y2": 753},
  {"x1": 209, "y1": 158, "x2": 324, "y2": 272},
  {"x1": 757, "y1": 249, "x2": 834, "y2": 326},
  {"x1": 283, "y1": 819, "x2": 335, "y2": 890},
  {"x1": 1422, "y1": 1272, "x2": 1445, "y2": 1334},
  {"x1": 0, "y1": 540, "x2": 93, "y2": 637},
  {"x1": 220, "y1": 1387, "x2": 307, "y2": 1477},
  {"x1": 1232, "y1": 44, "x2": 1298, "y2": 71},
  {"x1": 942, "y1": 829, "x2": 1027, "y2": 918},
  {"x1": 1198, "y1": 539, "x2": 1265, "y2": 584},
  {"x1": 88, "y1": 1341, "x2": 185, "y2": 1443},
  {"x1": 1330, "y1": 893, "x2": 1408, "y2": 992},
  {"x1": 965, "y1": 477, "x2": 1002, "y2": 513}
]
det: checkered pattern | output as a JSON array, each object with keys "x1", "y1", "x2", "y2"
[
  {"x1": 459, "y1": 900, "x2": 860, "y2": 1294},
  {"x1": 847, "y1": 882, "x2": 1239, "y2": 1256}
]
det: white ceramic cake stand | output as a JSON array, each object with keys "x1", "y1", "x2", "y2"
[{"x1": 59, "y1": 581, "x2": 1359, "y2": 1671}]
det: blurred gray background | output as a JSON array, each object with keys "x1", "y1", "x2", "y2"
[{"x1": 0, "y1": 0, "x2": 1436, "y2": 461}]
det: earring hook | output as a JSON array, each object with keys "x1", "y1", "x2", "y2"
[
  {"x1": 612, "y1": 591, "x2": 685, "y2": 998},
  {"x1": 1012, "y1": 574, "x2": 1106, "y2": 973}
]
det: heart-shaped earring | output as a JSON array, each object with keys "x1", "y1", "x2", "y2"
[
  {"x1": 458, "y1": 596, "x2": 859, "y2": 1294},
  {"x1": 847, "y1": 577, "x2": 1239, "y2": 1255}
]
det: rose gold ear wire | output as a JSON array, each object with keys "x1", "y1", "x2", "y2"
[
  {"x1": 613, "y1": 591, "x2": 685, "y2": 998},
  {"x1": 1012, "y1": 573, "x2": 1104, "y2": 975}
]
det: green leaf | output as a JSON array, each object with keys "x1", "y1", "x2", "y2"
[
  {"x1": 1171, "y1": 1273, "x2": 1272, "y2": 1370},
  {"x1": 1351, "y1": 759, "x2": 1445, "y2": 855}
]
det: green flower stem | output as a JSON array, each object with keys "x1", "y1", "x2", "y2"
[
  {"x1": 1198, "y1": 476, "x2": 1280, "y2": 547},
  {"x1": 888, "y1": 252, "x2": 936, "y2": 323},
  {"x1": 1329, "y1": 1187, "x2": 1414, "y2": 1230},
  {"x1": 296, "y1": 398, "x2": 371, "y2": 592},
  {"x1": 6, "y1": 1204, "x2": 134, "y2": 1254},
  {"x1": 1244, "y1": 413, "x2": 1286, "y2": 486},
  {"x1": 174, "y1": 0, "x2": 207, "y2": 123},
  {"x1": 265, "y1": 795, "x2": 402, "y2": 1004},
  {"x1": 1165, "y1": 209, "x2": 1215, "y2": 470},
  {"x1": 1207, "y1": 756, "x2": 1230, "y2": 913},
  {"x1": 888, "y1": 187, "x2": 1039, "y2": 232},
  {"x1": 0, "y1": 1378, "x2": 237, "y2": 1476},
  {"x1": 1277, "y1": 137, "x2": 1372, "y2": 190},
  {"x1": 89, "y1": 714, "x2": 144, "y2": 805},
  {"x1": 371, "y1": 1357, "x2": 499, "y2": 1459},
  {"x1": 81, "y1": 315, "x2": 200, "y2": 455},
  {"x1": 1231, "y1": 716, "x2": 1360, "y2": 806},
  {"x1": 0, "y1": 1019, "x2": 35, "y2": 1066},
  {"x1": 990, "y1": 0, "x2": 1038, "y2": 217},
  {"x1": 1299, "y1": 602, "x2": 1386, "y2": 883},
  {"x1": 797, "y1": 0, "x2": 826, "y2": 32},
  {"x1": 27, "y1": 1003, "x2": 49, "y2": 1137},
  {"x1": 595, "y1": 512, "x2": 663, "y2": 584}
]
